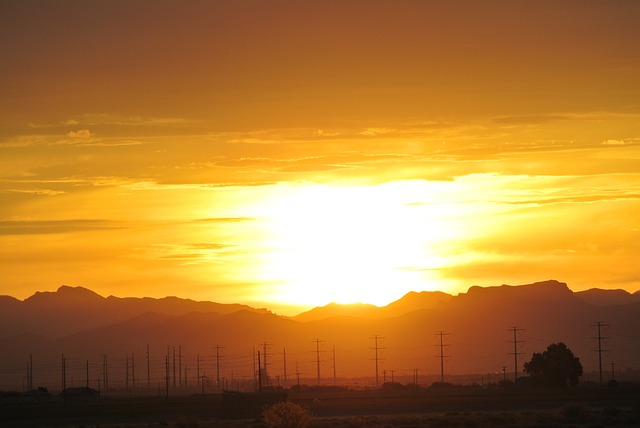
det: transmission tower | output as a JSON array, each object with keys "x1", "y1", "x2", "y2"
[
  {"x1": 508, "y1": 326, "x2": 524, "y2": 382},
  {"x1": 283, "y1": 348, "x2": 287, "y2": 387},
  {"x1": 213, "y1": 345, "x2": 224, "y2": 387},
  {"x1": 435, "y1": 331, "x2": 451, "y2": 382},
  {"x1": 146, "y1": 345, "x2": 151, "y2": 389},
  {"x1": 332, "y1": 345, "x2": 337, "y2": 385},
  {"x1": 261, "y1": 342, "x2": 272, "y2": 386},
  {"x1": 101, "y1": 354, "x2": 109, "y2": 392},
  {"x1": 591, "y1": 321, "x2": 610, "y2": 383},
  {"x1": 369, "y1": 335, "x2": 384, "y2": 387},
  {"x1": 312, "y1": 338, "x2": 325, "y2": 385}
]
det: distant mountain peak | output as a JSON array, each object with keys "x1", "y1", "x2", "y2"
[
  {"x1": 56, "y1": 285, "x2": 104, "y2": 298},
  {"x1": 575, "y1": 288, "x2": 640, "y2": 306},
  {"x1": 462, "y1": 279, "x2": 573, "y2": 301},
  {"x1": 24, "y1": 285, "x2": 104, "y2": 304},
  {"x1": 292, "y1": 301, "x2": 379, "y2": 322}
]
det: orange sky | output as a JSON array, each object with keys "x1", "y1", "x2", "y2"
[{"x1": 1, "y1": 1, "x2": 639, "y2": 314}]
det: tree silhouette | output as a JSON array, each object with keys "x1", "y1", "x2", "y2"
[{"x1": 524, "y1": 342, "x2": 582, "y2": 388}]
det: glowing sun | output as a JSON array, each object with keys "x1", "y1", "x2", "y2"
[{"x1": 254, "y1": 182, "x2": 463, "y2": 307}]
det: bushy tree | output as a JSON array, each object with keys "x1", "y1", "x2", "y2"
[
  {"x1": 524, "y1": 342, "x2": 583, "y2": 388},
  {"x1": 262, "y1": 401, "x2": 312, "y2": 428}
]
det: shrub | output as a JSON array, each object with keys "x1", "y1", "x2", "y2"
[
  {"x1": 262, "y1": 401, "x2": 312, "y2": 428},
  {"x1": 560, "y1": 404, "x2": 590, "y2": 423}
]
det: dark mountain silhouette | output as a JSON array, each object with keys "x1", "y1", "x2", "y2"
[
  {"x1": 0, "y1": 285, "x2": 269, "y2": 339},
  {"x1": 291, "y1": 302, "x2": 380, "y2": 322},
  {"x1": 575, "y1": 288, "x2": 640, "y2": 306},
  {"x1": 291, "y1": 290, "x2": 453, "y2": 322},
  {"x1": 1, "y1": 280, "x2": 639, "y2": 391}
]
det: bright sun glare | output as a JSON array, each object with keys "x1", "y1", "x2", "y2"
[{"x1": 253, "y1": 182, "x2": 465, "y2": 307}]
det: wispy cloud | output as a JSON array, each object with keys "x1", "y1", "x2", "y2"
[
  {"x1": 194, "y1": 217, "x2": 256, "y2": 224},
  {"x1": 0, "y1": 219, "x2": 121, "y2": 235},
  {"x1": 66, "y1": 129, "x2": 93, "y2": 139},
  {"x1": 61, "y1": 114, "x2": 197, "y2": 128}
]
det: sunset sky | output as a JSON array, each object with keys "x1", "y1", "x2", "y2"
[{"x1": 1, "y1": 0, "x2": 639, "y2": 314}]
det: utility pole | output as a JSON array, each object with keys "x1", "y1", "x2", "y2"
[
  {"x1": 146, "y1": 345, "x2": 151, "y2": 389},
  {"x1": 332, "y1": 345, "x2": 337, "y2": 385},
  {"x1": 370, "y1": 335, "x2": 384, "y2": 388},
  {"x1": 435, "y1": 331, "x2": 450, "y2": 382},
  {"x1": 611, "y1": 362, "x2": 616, "y2": 381},
  {"x1": 86, "y1": 360, "x2": 89, "y2": 388},
  {"x1": 508, "y1": 327, "x2": 524, "y2": 383},
  {"x1": 164, "y1": 353, "x2": 169, "y2": 400},
  {"x1": 214, "y1": 345, "x2": 224, "y2": 388},
  {"x1": 178, "y1": 346, "x2": 182, "y2": 387},
  {"x1": 125, "y1": 354, "x2": 129, "y2": 389},
  {"x1": 295, "y1": 360, "x2": 301, "y2": 387},
  {"x1": 592, "y1": 321, "x2": 610, "y2": 383},
  {"x1": 197, "y1": 354, "x2": 200, "y2": 388},
  {"x1": 257, "y1": 351, "x2": 262, "y2": 391},
  {"x1": 172, "y1": 346, "x2": 176, "y2": 388},
  {"x1": 283, "y1": 348, "x2": 287, "y2": 387},
  {"x1": 61, "y1": 354, "x2": 66, "y2": 393},
  {"x1": 312, "y1": 339, "x2": 325, "y2": 386},
  {"x1": 27, "y1": 354, "x2": 33, "y2": 391},
  {"x1": 252, "y1": 347, "x2": 257, "y2": 390},
  {"x1": 101, "y1": 354, "x2": 109, "y2": 393},
  {"x1": 131, "y1": 352, "x2": 136, "y2": 390},
  {"x1": 261, "y1": 342, "x2": 271, "y2": 386}
]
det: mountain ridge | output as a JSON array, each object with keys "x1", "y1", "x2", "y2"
[
  {"x1": 1, "y1": 280, "x2": 639, "y2": 391},
  {"x1": 3, "y1": 280, "x2": 640, "y2": 335}
]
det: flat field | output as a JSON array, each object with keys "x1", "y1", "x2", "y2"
[{"x1": 2, "y1": 386, "x2": 640, "y2": 427}]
